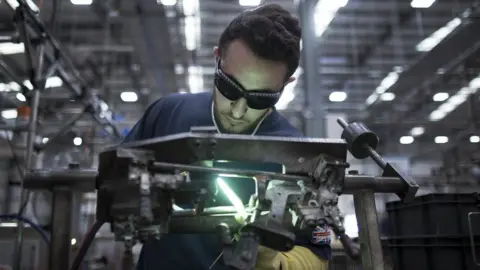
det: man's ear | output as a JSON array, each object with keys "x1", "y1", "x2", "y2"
[
  {"x1": 286, "y1": 76, "x2": 296, "y2": 84},
  {"x1": 213, "y1": 46, "x2": 219, "y2": 58}
]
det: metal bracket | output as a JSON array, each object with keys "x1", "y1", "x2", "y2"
[
  {"x1": 222, "y1": 231, "x2": 260, "y2": 270},
  {"x1": 468, "y1": 212, "x2": 480, "y2": 266}
]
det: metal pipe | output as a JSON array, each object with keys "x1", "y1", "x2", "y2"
[
  {"x1": 173, "y1": 206, "x2": 238, "y2": 217},
  {"x1": 49, "y1": 188, "x2": 74, "y2": 270},
  {"x1": 353, "y1": 190, "x2": 385, "y2": 270},
  {"x1": 12, "y1": 37, "x2": 44, "y2": 270},
  {"x1": 298, "y1": 0, "x2": 325, "y2": 137},
  {"x1": 366, "y1": 145, "x2": 387, "y2": 169},
  {"x1": 11, "y1": 83, "x2": 41, "y2": 270},
  {"x1": 151, "y1": 161, "x2": 311, "y2": 182},
  {"x1": 343, "y1": 175, "x2": 403, "y2": 194},
  {"x1": 20, "y1": 3, "x2": 88, "y2": 88},
  {"x1": 0, "y1": 60, "x2": 28, "y2": 92},
  {"x1": 13, "y1": 1, "x2": 120, "y2": 139},
  {"x1": 23, "y1": 169, "x2": 97, "y2": 191}
]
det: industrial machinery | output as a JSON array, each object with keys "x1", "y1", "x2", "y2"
[{"x1": 24, "y1": 119, "x2": 418, "y2": 270}]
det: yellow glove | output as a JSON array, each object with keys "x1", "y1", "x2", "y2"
[
  {"x1": 255, "y1": 245, "x2": 329, "y2": 270},
  {"x1": 254, "y1": 246, "x2": 281, "y2": 270},
  {"x1": 235, "y1": 212, "x2": 328, "y2": 270}
]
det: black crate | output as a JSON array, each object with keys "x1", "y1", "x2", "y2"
[
  {"x1": 383, "y1": 236, "x2": 480, "y2": 270},
  {"x1": 385, "y1": 193, "x2": 480, "y2": 237}
]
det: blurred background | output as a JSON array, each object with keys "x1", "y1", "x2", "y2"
[{"x1": 0, "y1": 0, "x2": 479, "y2": 269}]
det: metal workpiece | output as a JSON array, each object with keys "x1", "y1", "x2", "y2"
[
  {"x1": 102, "y1": 132, "x2": 348, "y2": 175},
  {"x1": 23, "y1": 166, "x2": 98, "y2": 192},
  {"x1": 49, "y1": 188, "x2": 75, "y2": 270},
  {"x1": 337, "y1": 118, "x2": 419, "y2": 203},
  {"x1": 23, "y1": 120, "x2": 420, "y2": 270},
  {"x1": 353, "y1": 190, "x2": 385, "y2": 270}
]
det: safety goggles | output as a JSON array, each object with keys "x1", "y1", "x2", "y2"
[{"x1": 214, "y1": 59, "x2": 283, "y2": 110}]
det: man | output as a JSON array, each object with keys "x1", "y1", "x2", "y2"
[{"x1": 124, "y1": 4, "x2": 330, "y2": 270}]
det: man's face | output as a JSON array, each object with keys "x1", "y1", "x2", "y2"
[{"x1": 213, "y1": 40, "x2": 295, "y2": 134}]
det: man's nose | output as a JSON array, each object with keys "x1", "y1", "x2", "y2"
[{"x1": 231, "y1": 98, "x2": 248, "y2": 119}]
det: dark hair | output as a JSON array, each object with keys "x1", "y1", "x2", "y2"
[{"x1": 218, "y1": 4, "x2": 302, "y2": 79}]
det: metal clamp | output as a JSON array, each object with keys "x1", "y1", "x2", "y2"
[{"x1": 468, "y1": 212, "x2": 480, "y2": 266}]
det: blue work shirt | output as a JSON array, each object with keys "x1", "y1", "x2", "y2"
[{"x1": 123, "y1": 92, "x2": 331, "y2": 270}]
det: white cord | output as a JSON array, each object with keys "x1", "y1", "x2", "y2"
[{"x1": 211, "y1": 101, "x2": 270, "y2": 136}]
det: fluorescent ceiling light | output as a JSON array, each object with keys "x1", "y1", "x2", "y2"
[
  {"x1": 329, "y1": 91, "x2": 347, "y2": 102},
  {"x1": 159, "y1": 0, "x2": 177, "y2": 5},
  {"x1": 23, "y1": 76, "x2": 63, "y2": 90},
  {"x1": 0, "y1": 42, "x2": 25, "y2": 55},
  {"x1": 0, "y1": 222, "x2": 17, "y2": 227},
  {"x1": 0, "y1": 82, "x2": 21, "y2": 92},
  {"x1": 380, "y1": 92, "x2": 395, "y2": 101},
  {"x1": 365, "y1": 67, "x2": 402, "y2": 106},
  {"x1": 433, "y1": 92, "x2": 449, "y2": 102},
  {"x1": 434, "y1": 136, "x2": 448, "y2": 144},
  {"x1": 185, "y1": 15, "x2": 201, "y2": 51},
  {"x1": 120, "y1": 91, "x2": 138, "y2": 102},
  {"x1": 410, "y1": 126, "x2": 425, "y2": 137},
  {"x1": 182, "y1": 0, "x2": 201, "y2": 51},
  {"x1": 1, "y1": 109, "x2": 17, "y2": 119},
  {"x1": 410, "y1": 0, "x2": 436, "y2": 8},
  {"x1": 239, "y1": 0, "x2": 261, "y2": 6},
  {"x1": 16, "y1": 93, "x2": 26, "y2": 102},
  {"x1": 399, "y1": 136, "x2": 414, "y2": 145},
  {"x1": 470, "y1": 135, "x2": 480, "y2": 143},
  {"x1": 416, "y1": 18, "x2": 461, "y2": 52},
  {"x1": 5, "y1": 0, "x2": 39, "y2": 12},
  {"x1": 429, "y1": 74, "x2": 479, "y2": 121},
  {"x1": 73, "y1": 137, "x2": 83, "y2": 146},
  {"x1": 70, "y1": 0, "x2": 92, "y2": 5},
  {"x1": 314, "y1": 0, "x2": 348, "y2": 37},
  {"x1": 188, "y1": 66, "x2": 203, "y2": 93},
  {"x1": 183, "y1": 0, "x2": 199, "y2": 16}
]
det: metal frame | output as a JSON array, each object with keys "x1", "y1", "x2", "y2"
[
  {"x1": 0, "y1": 1, "x2": 122, "y2": 269},
  {"x1": 97, "y1": 129, "x2": 417, "y2": 270}
]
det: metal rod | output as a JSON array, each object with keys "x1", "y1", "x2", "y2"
[
  {"x1": 12, "y1": 79, "x2": 41, "y2": 270},
  {"x1": 353, "y1": 190, "x2": 385, "y2": 270},
  {"x1": 343, "y1": 175, "x2": 403, "y2": 194},
  {"x1": 91, "y1": 113, "x2": 122, "y2": 138},
  {"x1": 14, "y1": 0, "x2": 120, "y2": 139},
  {"x1": 36, "y1": 109, "x2": 88, "y2": 152},
  {"x1": 49, "y1": 188, "x2": 74, "y2": 270},
  {"x1": 12, "y1": 35, "x2": 44, "y2": 270},
  {"x1": 298, "y1": 0, "x2": 325, "y2": 137},
  {"x1": 18, "y1": 10, "x2": 35, "y2": 84},
  {"x1": 367, "y1": 145, "x2": 387, "y2": 169},
  {"x1": 151, "y1": 161, "x2": 311, "y2": 182},
  {"x1": 21, "y1": 3, "x2": 88, "y2": 89},
  {"x1": 336, "y1": 118, "x2": 387, "y2": 168},
  {"x1": 0, "y1": 60, "x2": 28, "y2": 92},
  {"x1": 173, "y1": 206, "x2": 238, "y2": 217}
]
